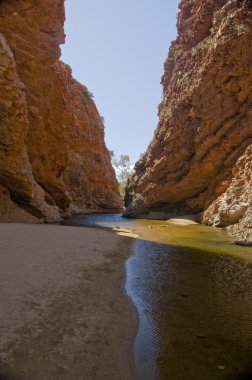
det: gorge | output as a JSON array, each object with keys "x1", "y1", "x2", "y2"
[
  {"x1": 0, "y1": 0, "x2": 122, "y2": 224},
  {"x1": 125, "y1": 0, "x2": 252, "y2": 244},
  {"x1": 0, "y1": 1, "x2": 252, "y2": 379},
  {"x1": 0, "y1": 0, "x2": 251, "y2": 244}
]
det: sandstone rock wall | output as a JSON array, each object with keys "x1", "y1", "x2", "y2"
[
  {"x1": 54, "y1": 61, "x2": 122, "y2": 213},
  {"x1": 203, "y1": 145, "x2": 252, "y2": 242},
  {"x1": 0, "y1": 1, "x2": 121, "y2": 222},
  {"x1": 125, "y1": 0, "x2": 252, "y2": 241}
]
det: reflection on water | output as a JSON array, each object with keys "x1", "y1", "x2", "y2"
[
  {"x1": 61, "y1": 213, "x2": 140, "y2": 228},
  {"x1": 126, "y1": 238, "x2": 252, "y2": 380},
  {"x1": 63, "y1": 214, "x2": 252, "y2": 380}
]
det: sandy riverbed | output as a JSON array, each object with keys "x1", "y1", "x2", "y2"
[{"x1": 0, "y1": 224, "x2": 139, "y2": 380}]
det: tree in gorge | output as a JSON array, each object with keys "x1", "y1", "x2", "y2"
[{"x1": 112, "y1": 154, "x2": 133, "y2": 198}]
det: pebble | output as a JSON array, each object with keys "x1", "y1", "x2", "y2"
[
  {"x1": 217, "y1": 365, "x2": 225, "y2": 370},
  {"x1": 196, "y1": 333, "x2": 206, "y2": 338}
]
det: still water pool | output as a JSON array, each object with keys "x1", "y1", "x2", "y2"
[{"x1": 63, "y1": 214, "x2": 252, "y2": 380}]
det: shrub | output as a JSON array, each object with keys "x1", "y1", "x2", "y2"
[
  {"x1": 86, "y1": 89, "x2": 94, "y2": 99},
  {"x1": 236, "y1": 23, "x2": 246, "y2": 35}
]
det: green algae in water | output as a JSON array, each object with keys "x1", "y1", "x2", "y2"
[{"x1": 140, "y1": 223, "x2": 252, "y2": 262}]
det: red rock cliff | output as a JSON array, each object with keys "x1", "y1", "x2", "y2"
[
  {"x1": 125, "y1": 0, "x2": 252, "y2": 241},
  {"x1": 0, "y1": 0, "x2": 121, "y2": 222},
  {"x1": 54, "y1": 61, "x2": 122, "y2": 213}
]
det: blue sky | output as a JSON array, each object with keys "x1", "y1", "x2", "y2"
[{"x1": 61, "y1": 0, "x2": 179, "y2": 164}]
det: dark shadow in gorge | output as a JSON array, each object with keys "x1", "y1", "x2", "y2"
[
  {"x1": 0, "y1": 374, "x2": 24, "y2": 380},
  {"x1": 232, "y1": 372, "x2": 252, "y2": 380}
]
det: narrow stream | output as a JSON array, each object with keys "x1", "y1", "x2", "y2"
[{"x1": 63, "y1": 214, "x2": 252, "y2": 380}]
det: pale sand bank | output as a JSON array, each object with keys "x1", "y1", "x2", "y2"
[
  {"x1": 166, "y1": 215, "x2": 199, "y2": 226},
  {"x1": 0, "y1": 224, "x2": 139, "y2": 380},
  {"x1": 113, "y1": 227, "x2": 140, "y2": 238},
  {"x1": 166, "y1": 218, "x2": 199, "y2": 226}
]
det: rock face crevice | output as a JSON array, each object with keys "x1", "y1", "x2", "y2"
[
  {"x1": 125, "y1": 0, "x2": 252, "y2": 242},
  {"x1": 0, "y1": 0, "x2": 122, "y2": 222}
]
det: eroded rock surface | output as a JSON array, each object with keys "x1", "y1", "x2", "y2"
[
  {"x1": 125, "y1": 0, "x2": 252, "y2": 241},
  {"x1": 55, "y1": 61, "x2": 122, "y2": 213},
  {"x1": 203, "y1": 145, "x2": 252, "y2": 243},
  {"x1": 0, "y1": 1, "x2": 121, "y2": 222}
]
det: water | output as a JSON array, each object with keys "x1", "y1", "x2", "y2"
[
  {"x1": 63, "y1": 214, "x2": 252, "y2": 380},
  {"x1": 127, "y1": 226, "x2": 252, "y2": 380},
  {"x1": 61, "y1": 213, "x2": 140, "y2": 228}
]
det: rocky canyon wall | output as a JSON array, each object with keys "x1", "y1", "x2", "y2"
[
  {"x1": 125, "y1": 0, "x2": 252, "y2": 242},
  {"x1": 0, "y1": 0, "x2": 121, "y2": 222}
]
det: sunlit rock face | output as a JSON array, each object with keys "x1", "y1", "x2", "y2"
[
  {"x1": 203, "y1": 145, "x2": 252, "y2": 243},
  {"x1": 54, "y1": 61, "x2": 122, "y2": 213},
  {"x1": 125, "y1": 0, "x2": 252, "y2": 240},
  {"x1": 0, "y1": 0, "x2": 121, "y2": 222}
]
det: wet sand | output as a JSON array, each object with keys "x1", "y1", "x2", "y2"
[{"x1": 0, "y1": 224, "x2": 139, "y2": 380}]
